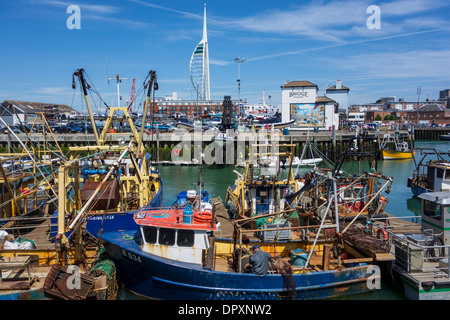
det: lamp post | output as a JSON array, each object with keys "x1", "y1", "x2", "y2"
[
  {"x1": 416, "y1": 86, "x2": 422, "y2": 124},
  {"x1": 234, "y1": 57, "x2": 246, "y2": 120}
]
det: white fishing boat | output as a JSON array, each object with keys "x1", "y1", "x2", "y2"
[
  {"x1": 211, "y1": 132, "x2": 235, "y2": 147},
  {"x1": 284, "y1": 156, "x2": 322, "y2": 167}
]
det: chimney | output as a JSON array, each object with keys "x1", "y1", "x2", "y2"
[{"x1": 336, "y1": 80, "x2": 342, "y2": 89}]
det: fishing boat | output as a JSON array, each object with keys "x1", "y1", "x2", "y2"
[
  {"x1": 0, "y1": 116, "x2": 111, "y2": 301},
  {"x1": 440, "y1": 134, "x2": 450, "y2": 141},
  {"x1": 383, "y1": 191, "x2": 450, "y2": 299},
  {"x1": 211, "y1": 132, "x2": 235, "y2": 147},
  {"x1": 283, "y1": 156, "x2": 322, "y2": 167},
  {"x1": 407, "y1": 148, "x2": 450, "y2": 196},
  {"x1": 49, "y1": 68, "x2": 163, "y2": 240},
  {"x1": 379, "y1": 134, "x2": 415, "y2": 160},
  {"x1": 98, "y1": 178, "x2": 394, "y2": 300},
  {"x1": 225, "y1": 144, "x2": 302, "y2": 222}
]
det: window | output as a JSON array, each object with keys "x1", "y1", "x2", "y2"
[
  {"x1": 177, "y1": 230, "x2": 195, "y2": 247},
  {"x1": 445, "y1": 170, "x2": 450, "y2": 180},
  {"x1": 142, "y1": 226, "x2": 157, "y2": 244},
  {"x1": 159, "y1": 228, "x2": 175, "y2": 245},
  {"x1": 423, "y1": 200, "x2": 441, "y2": 221},
  {"x1": 437, "y1": 168, "x2": 444, "y2": 179}
]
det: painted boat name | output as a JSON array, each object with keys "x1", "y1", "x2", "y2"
[{"x1": 122, "y1": 249, "x2": 142, "y2": 263}]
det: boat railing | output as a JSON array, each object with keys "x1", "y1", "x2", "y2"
[{"x1": 371, "y1": 216, "x2": 450, "y2": 277}]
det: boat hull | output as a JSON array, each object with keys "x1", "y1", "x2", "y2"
[
  {"x1": 99, "y1": 231, "x2": 378, "y2": 300},
  {"x1": 381, "y1": 150, "x2": 415, "y2": 160},
  {"x1": 284, "y1": 158, "x2": 322, "y2": 167},
  {"x1": 410, "y1": 182, "x2": 430, "y2": 197}
]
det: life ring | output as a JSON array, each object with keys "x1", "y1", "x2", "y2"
[
  {"x1": 193, "y1": 210, "x2": 213, "y2": 223},
  {"x1": 173, "y1": 149, "x2": 181, "y2": 156},
  {"x1": 377, "y1": 228, "x2": 388, "y2": 241}
]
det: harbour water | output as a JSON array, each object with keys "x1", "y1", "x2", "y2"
[{"x1": 119, "y1": 140, "x2": 450, "y2": 300}]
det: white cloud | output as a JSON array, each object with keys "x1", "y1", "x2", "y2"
[
  {"x1": 210, "y1": 59, "x2": 232, "y2": 66},
  {"x1": 344, "y1": 49, "x2": 450, "y2": 79},
  {"x1": 36, "y1": 0, "x2": 150, "y2": 28},
  {"x1": 128, "y1": 0, "x2": 202, "y2": 20}
]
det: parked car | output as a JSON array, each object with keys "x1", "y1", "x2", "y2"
[
  {"x1": 51, "y1": 125, "x2": 74, "y2": 134},
  {"x1": 68, "y1": 123, "x2": 83, "y2": 133}
]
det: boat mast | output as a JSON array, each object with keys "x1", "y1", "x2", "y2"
[
  {"x1": 137, "y1": 71, "x2": 158, "y2": 160},
  {"x1": 73, "y1": 69, "x2": 100, "y2": 145}
]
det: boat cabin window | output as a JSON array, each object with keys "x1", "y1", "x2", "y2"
[
  {"x1": 445, "y1": 170, "x2": 450, "y2": 180},
  {"x1": 141, "y1": 226, "x2": 195, "y2": 247},
  {"x1": 423, "y1": 200, "x2": 441, "y2": 221},
  {"x1": 437, "y1": 168, "x2": 444, "y2": 179},
  {"x1": 177, "y1": 230, "x2": 195, "y2": 247},
  {"x1": 142, "y1": 226, "x2": 157, "y2": 244},
  {"x1": 159, "y1": 228, "x2": 176, "y2": 246}
]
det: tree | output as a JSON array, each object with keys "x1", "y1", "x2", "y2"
[
  {"x1": 383, "y1": 115, "x2": 391, "y2": 121},
  {"x1": 375, "y1": 114, "x2": 382, "y2": 121}
]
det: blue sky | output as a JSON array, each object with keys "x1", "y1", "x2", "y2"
[{"x1": 1, "y1": 0, "x2": 449, "y2": 113}]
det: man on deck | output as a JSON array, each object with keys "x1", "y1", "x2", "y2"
[{"x1": 249, "y1": 245, "x2": 273, "y2": 277}]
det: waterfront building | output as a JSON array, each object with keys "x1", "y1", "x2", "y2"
[
  {"x1": 0, "y1": 100, "x2": 77, "y2": 124},
  {"x1": 281, "y1": 80, "x2": 339, "y2": 130},
  {"x1": 439, "y1": 89, "x2": 450, "y2": 108},
  {"x1": 151, "y1": 93, "x2": 241, "y2": 119},
  {"x1": 325, "y1": 80, "x2": 350, "y2": 110},
  {"x1": 407, "y1": 103, "x2": 450, "y2": 124},
  {"x1": 364, "y1": 103, "x2": 450, "y2": 125}
]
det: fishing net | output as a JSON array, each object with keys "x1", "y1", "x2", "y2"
[{"x1": 89, "y1": 248, "x2": 118, "y2": 300}]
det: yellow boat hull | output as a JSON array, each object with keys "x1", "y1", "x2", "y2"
[{"x1": 381, "y1": 150, "x2": 415, "y2": 160}]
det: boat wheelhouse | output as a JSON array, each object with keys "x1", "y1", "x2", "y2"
[
  {"x1": 389, "y1": 191, "x2": 450, "y2": 299},
  {"x1": 407, "y1": 148, "x2": 450, "y2": 197},
  {"x1": 134, "y1": 204, "x2": 216, "y2": 265}
]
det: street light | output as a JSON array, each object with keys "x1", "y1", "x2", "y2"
[
  {"x1": 416, "y1": 86, "x2": 422, "y2": 124},
  {"x1": 234, "y1": 57, "x2": 246, "y2": 119}
]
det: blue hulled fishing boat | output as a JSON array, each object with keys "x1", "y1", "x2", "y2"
[
  {"x1": 98, "y1": 143, "x2": 394, "y2": 300},
  {"x1": 99, "y1": 204, "x2": 379, "y2": 300}
]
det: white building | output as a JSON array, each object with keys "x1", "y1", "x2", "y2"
[
  {"x1": 325, "y1": 80, "x2": 350, "y2": 110},
  {"x1": 281, "y1": 81, "x2": 339, "y2": 130}
]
